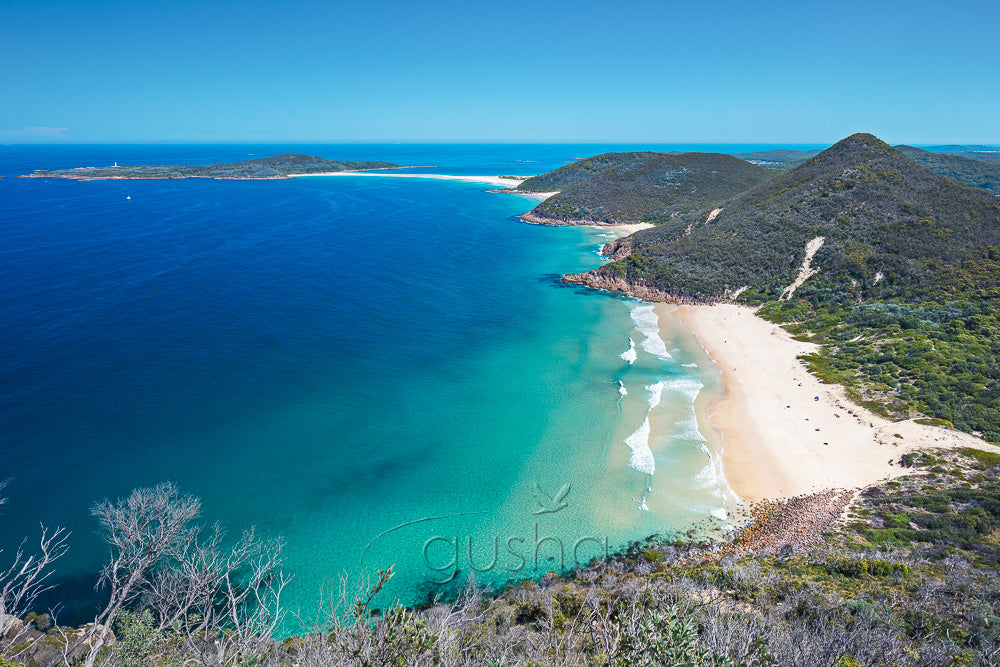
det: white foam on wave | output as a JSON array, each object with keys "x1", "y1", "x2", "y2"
[
  {"x1": 641, "y1": 335, "x2": 672, "y2": 359},
  {"x1": 623, "y1": 417, "x2": 655, "y2": 475},
  {"x1": 692, "y1": 443, "x2": 729, "y2": 531},
  {"x1": 618, "y1": 380, "x2": 628, "y2": 397},
  {"x1": 630, "y1": 304, "x2": 672, "y2": 360},
  {"x1": 645, "y1": 381, "x2": 665, "y2": 409},
  {"x1": 619, "y1": 337, "x2": 637, "y2": 364},
  {"x1": 671, "y1": 414, "x2": 703, "y2": 442},
  {"x1": 692, "y1": 458, "x2": 724, "y2": 496},
  {"x1": 661, "y1": 376, "x2": 704, "y2": 401},
  {"x1": 630, "y1": 303, "x2": 658, "y2": 329}
]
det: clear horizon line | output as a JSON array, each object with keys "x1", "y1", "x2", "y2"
[{"x1": 4, "y1": 138, "x2": 1000, "y2": 147}]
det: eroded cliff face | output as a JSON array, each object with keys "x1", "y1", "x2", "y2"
[{"x1": 560, "y1": 270, "x2": 716, "y2": 304}]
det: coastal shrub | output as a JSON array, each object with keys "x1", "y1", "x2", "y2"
[
  {"x1": 860, "y1": 527, "x2": 917, "y2": 546},
  {"x1": 961, "y1": 447, "x2": 1000, "y2": 468},
  {"x1": 513, "y1": 600, "x2": 546, "y2": 625},
  {"x1": 22, "y1": 612, "x2": 49, "y2": 631},
  {"x1": 613, "y1": 607, "x2": 755, "y2": 667},
  {"x1": 554, "y1": 586, "x2": 585, "y2": 620},
  {"x1": 829, "y1": 557, "x2": 910, "y2": 578},
  {"x1": 642, "y1": 549, "x2": 664, "y2": 564},
  {"x1": 844, "y1": 598, "x2": 876, "y2": 618},
  {"x1": 551, "y1": 605, "x2": 567, "y2": 631},
  {"x1": 108, "y1": 609, "x2": 171, "y2": 667},
  {"x1": 833, "y1": 657, "x2": 863, "y2": 667}
]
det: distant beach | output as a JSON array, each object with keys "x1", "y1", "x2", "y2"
[
  {"x1": 295, "y1": 171, "x2": 556, "y2": 196},
  {"x1": 302, "y1": 171, "x2": 659, "y2": 236}
]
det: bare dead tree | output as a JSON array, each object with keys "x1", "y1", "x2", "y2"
[
  {"x1": 173, "y1": 527, "x2": 291, "y2": 666},
  {"x1": 68, "y1": 481, "x2": 201, "y2": 667},
  {"x1": 0, "y1": 526, "x2": 70, "y2": 663}
]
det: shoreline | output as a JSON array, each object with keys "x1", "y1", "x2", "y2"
[
  {"x1": 593, "y1": 222, "x2": 655, "y2": 235},
  {"x1": 520, "y1": 210, "x2": 655, "y2": 231},
  {"x1": 663, "y1": 303, "x2": 996, "y2": 502},
  {"x1": 300, "y1": 171, "x2": 557, "y2": 198}
]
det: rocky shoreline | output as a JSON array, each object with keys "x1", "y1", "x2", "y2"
[
  {"x1": 561, "y1": 269, "x2": 717, "y2": 305},
  {"x1": 601, "y1": 236, "x2": 633, "y2": 260},
  {"x1": 719, "y1": 489, "x2": 858, "y2": 558},
  {"x1": 520, "y1": 210, "x2": 633, "y2": 226}
]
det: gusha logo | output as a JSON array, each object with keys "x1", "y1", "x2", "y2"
[
  {"x1": 533, "y1": 482, "x2": 571, "y2": 514},
  {"x1": 358, "y1": 481, "x2": 611, "y2": 585}
]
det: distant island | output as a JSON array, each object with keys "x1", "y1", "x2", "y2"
[{"x1": 22, "y1": 153, "x2": 401, "y2": 181}]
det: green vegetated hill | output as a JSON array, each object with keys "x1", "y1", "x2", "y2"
[
  {"x1": 950, "y1": 151, "x2": 1000, "y2": 164},
  {"x1": 895, "y1": 145, "x2": 1000, "y2": 195},
  {"x1": 602, "y1": 134, "x2": 1000, "y2": 300},
  {"x1": 516, "y1": 152, "x2": 673, "y2": 192},
  {"x1": 25, "y1": 154, "x2": 399, "y2": 180},
  {"x1": 582, "y1": 133, "x2": 1000, "y2": 439},
  {"x1": 517, "y1": 152, "x2": 775, "y2": 224}
]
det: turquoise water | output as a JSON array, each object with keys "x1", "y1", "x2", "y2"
[{"x1": 0, "y1": 145, "x2": 745, "y2": 625}]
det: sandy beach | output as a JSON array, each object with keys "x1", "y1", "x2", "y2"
[
  {"x1": 599, "y1": 222, "x2": 655, "y2": 235},
  {"x1": 295, "y1": 171, "x2": 558, "y2": 199},
  {"x1": 665, "y1": 303, "x2": 996, "y2": 502}
]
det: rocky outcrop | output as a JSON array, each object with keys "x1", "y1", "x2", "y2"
[
  {"x1": 521, "y1": 211, "x2": 578, "y2": 226},
  {"x1": 561, "y1": 270, "x2": 718, "y2": 304},
  {"x1": 520, "y1": 211, "x2": 628, "y2": 227},
  {"x1": 600, "y1": 237, "x2": 633, "y2": 260}
]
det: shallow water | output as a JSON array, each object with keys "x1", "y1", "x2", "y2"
[{"x1": 0, "y1": 144, "x2": 742, "y2": 625}]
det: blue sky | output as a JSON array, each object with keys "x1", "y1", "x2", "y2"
[{"x1": 2, "y1": 0, "x2": 997, "y2": 143}]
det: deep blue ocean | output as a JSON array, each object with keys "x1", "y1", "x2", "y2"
[{"x1": 0, "y1": 143, "x2": 818, "y2": 627}]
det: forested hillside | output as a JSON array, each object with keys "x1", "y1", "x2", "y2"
[
  {"x1": 517, "y1": 152, "x2": 774, "y2": 224},
  {"x1": 895, "y1": 145, "x2": 1000, "y2": 195},
  {"x1": 571, "y1": 133, "x2": 1000, "y2": 439}
]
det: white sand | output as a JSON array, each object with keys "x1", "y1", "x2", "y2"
[
  {"x1": 666, "y1": 303, "x2": 998, "y2": 501},
  {"x1": 294, "y1": 171, "x2": 557, "y2": 199},
  {"x1": 603, "y1": 222, "x2": 654, "y2": 234}
]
